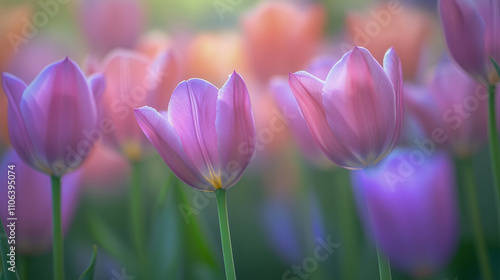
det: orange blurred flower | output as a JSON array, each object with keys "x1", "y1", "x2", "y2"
[
  {"x1": 345, "y1": 4, "x2": 432, "y2": 80},
  {"x1": 185, "y1": 31, "x2": 249, "y2": 87},
  {"x1": 242, "y1": 2, "x2": 325, "y2": 82}
]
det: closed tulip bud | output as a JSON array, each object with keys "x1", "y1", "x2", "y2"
[
  {"x1": 289, "y1": 47, "x2": 404, "y2": 169},
  {"x1": 135, "y1": 72, "x2": 256, "y2": 191},
  {"x1": 439, "y1": 0, "x2": 500, "y2": 84},
  {"x1": 0, "y1": 149, "x2": 81, "y2": 254},
  {"x1": 2, "y1": 57, "x2": 104, "y2": 176},
  {"x1": 352, "y1": 148, "x2": 459, "y2": 277}
]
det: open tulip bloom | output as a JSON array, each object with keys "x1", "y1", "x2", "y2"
[
  {"x1": 2, "y1": 57, "x2": 104, "y2": 280},
  {"x1": 288, "y1": 47, "x2": 403, "y2": 170},
  {"x1": 135, "y1": 71, "x2": 255, "y2": 280}
]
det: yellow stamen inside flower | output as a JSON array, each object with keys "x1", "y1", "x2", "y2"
[{"x1": 206, "y1": 168, "x2": 222, "y2": 189}]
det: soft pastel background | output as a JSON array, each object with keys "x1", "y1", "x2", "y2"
[{"x1": 0, "y1": 0, "x2": 498, "y2": 279}]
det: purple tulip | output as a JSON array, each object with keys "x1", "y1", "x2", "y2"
[
  {"x1": 439, "y1": 0, "x2": 500, "y2": 83},
  {"x1": 0, "y1": 149, "x2": 82, "y2": 254},
  {"x1": 135, "y1": 72, "x2": 255, "y2": 191},
  {"x1": 289, "y1": 47, "x2": 404, "y2": 169},
  {"x1": 405, "y1": 59, "x2": 489, "y2": 156},
  {"x1": 352, "y1": 148, "x2": 458, "y2": 277},
  {"x1": 271, "y1": 56, "x2": 335, "y2": 166},
  {"x1": 2, "y1": 57, "x2": 104, "y2": 176}
]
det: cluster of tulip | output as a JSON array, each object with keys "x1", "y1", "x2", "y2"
[{"x1": 0, "y1": 0, "x2": 499, "y2": 279}]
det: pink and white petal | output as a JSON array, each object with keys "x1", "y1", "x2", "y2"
[
  {"x1": 381, "y1": 48, "x2": 404, "y2": 160},
  {"x1": 288, "y1": 71, "x2": 360, "y2": 168},
  {"x1": 439, "y1": 0, "x2": 487, "y2": 80},
  {"x1": 216, "y1": 72, "x2": 255, "y2": 189},
  {"x1": 323, "y1": 47, "x2": 397, "y2": 165},
  {"x1": 2, "y1": 73, "x2": 49, "y2": 173},
  {"x1": 167, "y1": 79, "x2": 220, "y2": 182},
  {"x1": 135, "y1": 106, "x2": 212, "y2": 190}
]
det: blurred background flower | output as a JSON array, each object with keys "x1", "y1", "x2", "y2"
[
  {"x1": 0, "y1": 0, "x2": 498, "y2": 279},
  {"x1": 0, "y1": 149, "x2": 82, "y2": 254},
  {"x1": 352, "y1": 148, "x2": 459, "y2": 277}
]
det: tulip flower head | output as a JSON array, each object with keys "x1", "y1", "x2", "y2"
[
  {"x1": 289, "y1": 47, "x2": 403, "y2": 169},
  {"x1": 135, "y1": 72, "x2": 255, "y2": 191},
  {"x1": 98, "y1": 49, "x2": 180, "y2": 160},
  {"x1": 2, "y1": 57, "x2": 104, "y2": 176},
  {"x1": 352, "y1": 148, "x2": 458, "y2": 277},
  {"x1": 439, "y1": 0, "x2": 500, "y2": 84},
  {"x1": 405, "y1": 59, "x2": 489, "y2": 157}
]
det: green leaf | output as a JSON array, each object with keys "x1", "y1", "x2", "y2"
[
  {"x1": 78, "y1": 245, "x2": 97, "y2": 280},
  {"x1": 0, "y1": 218, "x2": 20, "y2": 280},
  {"x1": 86, "y1": 211, "x2": 135, "y2": 268},
  {"x1": 490, "y1": 57, "x2": 500, "y2": 78}
]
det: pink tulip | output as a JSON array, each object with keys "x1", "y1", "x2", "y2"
[
  {"x1": 270, "y1": 56, "x2": 336, "y2": 166},
  {"x1": 0, "y1": 149, "x2": 81, "y2": 254},
  {"x1": 2, "y1": 57, "x2": 104, "y2": 176},
  {"x1": 97, "y1": 49, "x2": 180, "y2": 160},
  {"x1": 439, "y1": 0, "x2": 500, "y2": 83},
  {"x1": 289, "y1": 47, "x2": 403, "y2": 169},
  {"x1": 135, "y1": 72, "x2": 255, "y2": 191}
]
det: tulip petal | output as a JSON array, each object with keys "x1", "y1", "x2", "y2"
[
  {"x1": 1, "y1": 73, "x2": 48, "y2": 172},
  {"x1": 101, "y1": 49, "x2": 151, "y2": 145},
  {"x1": 381, "y1": 47, "x2": 404, "y2": 160},
  {"x1": 439, "y1": 0, "x2": 486, "y2": 79},
  {"x1": 288, "y1": 71, "x2": 360, "y2": 168},
  {"x1": 477, "y1": 0, "x2": 500, "y2": 64},
  {"x1": 323, "y1": 47, "x2": 397, "y2": 166},
  {"x1": 134, "y1": 106, "x2": 212, "y2": 190},
  {"x1": 271, "y1": 77, "x2": 323, "y2": 161},
  {"x1": 148, "y1": 50, "x2": 181, "y2": 110},
  {"x1": 89, "y1": 73, "x2": 106, "y2": 100},
  {"x1": 168, "y1": 79, "x2": 221, "y2": 188},
  {"x1": 216, "y1": 72, "x2": 255, "y2": 189},
  {"x1": 20, "y1": 58, "x2": 98, "y2": 175}
]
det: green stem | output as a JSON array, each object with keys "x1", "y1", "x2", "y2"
[
  {"x1": 375, "y1": 244, "x2": 391, "y2": 280},
  {"x1": 51, "y1": 175, "x2": 63, "y2": 280},
  {"x1": 458, "y1": 157, "x2": 493, "y2": 280},
  {"x1": 215, "y1": 189, "x2": 236, "y2": 280},
  {"x1": 487, "y1": 84, "x2": 500, "y2": 229},
  {"x1": 129, "y1": 161, "x2": 147, "y2": 273}
]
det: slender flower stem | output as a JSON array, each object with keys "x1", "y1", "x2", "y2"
[
  {"x1": 129, "y1": 160, "x2": 147, "y2": 275},
  {"x1": 376, "y1": 244, "x2": 392, "y2": 280},
  {"x1": 51, "y1": 175, "x2": 63, "y2": 280},
  {"x1": 487, "y1": 84, "x2": 500, "y2": 220},
  {"x1": 215, "y1": 189, "x2": 236, "y2": 280},
  {"x1": 458, "y1": 157, "x2": 493, "y2": 280}
]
